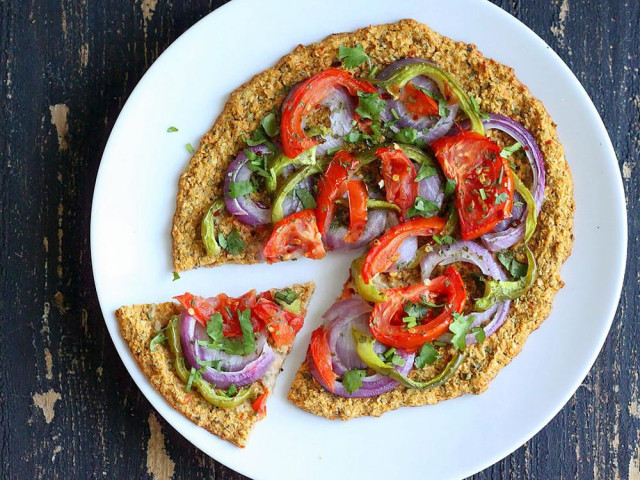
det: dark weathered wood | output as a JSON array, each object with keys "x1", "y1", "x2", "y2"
[{"x1": 0, "y1": 1, "x2": 637, "y2": 479}]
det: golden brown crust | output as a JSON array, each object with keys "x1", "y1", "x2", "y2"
[
  {"x1": 170, "y1": 19, "x2": 574, "y2": 419},
  {"x1": 116, "y1": 282, "x2": 315, "y2": 446}
]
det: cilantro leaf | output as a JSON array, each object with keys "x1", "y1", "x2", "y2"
[
  {"x1": 500, "y1": 142, "x2": 523, "y2": 158},
  {"x1": 449, "y1": 313, "x2": 475, "y2": 351},
  {"x1": 404, "y1": 300, "x2": 428, "y2": 319},
  {"x1": 172, "y1": 271, "x2": 180, "y2": 281},
  {"x1": 414, "y1": 343, "x2": 441, "y2": 368},
  {"x1": 342, "y1": 369, "x2": 366, "y2": 394},
  {"x1": 207, "y1": 313, "x2": 224, "y2": 342},
  {"x1": 496, "y1": 249, "x2": 528, "y2": 279},
  {"x1": 185, "y1": 367, "x2": 200, "y2": 393},
  {"x1": 415, "y1": 163, "x2": 437, "y2": 182},
  {"x1": 200, "y1": 310, "x2": 255, "y2": 355},
  {"x1": 221, "y1": 229, "x2": 246, "y2": 255},
  {"x1": 444, "y1": 178, "x2": 456, "y2": 197},
  {"x1": 471, "y1": 327, "x2": 486, "y2": 343},
  {"x1": 344, "y1": 129, "x2": 371, "y2": 144},
  {"x1": 167, "y1": 126, "x2": 178, "y2": 133},
  {"x1": 186, "y1": 143, "x2": 195, "y2": 154},
  {"x1": 261, "y1": 113, "x2": 279, "y2": 138},
  {"x1": 338, "y1": 44, "x2": 371, "y2": 69},
  {"x1": 355, "y1": 91, "x2": 386, "y2": 120},
  {"x1": 149, "y1": 328, "x2": 167, "y2": 352},
  {"x1": 469, "y1": 94, "x2": 490, "y2": 120},
  {"x1": 402, "y1": 315, "x2": 418, "y2": 329},
  {"x1": 494, "y1": 192, "x2": 509, "y2": 205},
  {"x1": 394, "y1": 127, "x2": 419, "y2": 144},
  {"x1": 413, "y1": 85, "x2": 450, "y2": 118},
  {"x1": 274, "y1": 288, "x2": 299, "y2": 306},
  {"x1": 196, "y1": 357, "x2": 223, "y2": 370},
  {"x1": 433, "y1": 234, "x2": 454, "y2": 245},
  {"x1": 228, "y1": 180, "x2": 255, "y2": 198},
  {"x1": 407, "y1": 196, "x2": 440, "y2": 219}
]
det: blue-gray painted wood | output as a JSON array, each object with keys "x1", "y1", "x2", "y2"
[{"x1": 0, "y1": 1, "x2": 637, "y2": 478}]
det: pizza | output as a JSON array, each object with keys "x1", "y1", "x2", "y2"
[
  {"x1": 121, "y1": 19, "x2": 573, "y2": 443},
  {"x1": 116, "y1": 282, "x2": 314, "y2": 447}
]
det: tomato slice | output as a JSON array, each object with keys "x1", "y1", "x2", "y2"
[
  {"x1": 431, "y1": 131, "x2": 514, "y2": 240},
  {"x1": 344, "y1": 179, "x2": 368, "y2": 243},
  {"x1": 399, "y1": 83, "x2": 439, "y2": 117},
  {"x1": 377, "y1": 147, "x2": 419, "y2": 218},
  {"x1": 369, "y1": 266, "x2": 467, "y2": 350},
  {"x1": 174, "y1": 290, "x2": 261, "y2": 337},
  {"x1": 252, "y1": 298, "x2": 304, "y2": 347},
  {"x1": 308, "y1": 326, "x2": 337, "y2": 391},
  {"x1": 251, "y1": 387, "x2": 269, "y2": 418},
  {"x1": 263, "y1": 209, "x2": 326, "y2": 263},
  {"x1": 280, "y1": 68, "x2": 377, "y2": 158},
  {"x1": 315, "y1": 150, "x2": 359, "y2": 236},
  {"x1": 361, "y1": 216, "x2": 445, "y2": 283}
]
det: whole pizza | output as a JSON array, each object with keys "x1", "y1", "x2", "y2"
[{"x1": 117, "y1": 19, "x2": 574, "y2": 445}]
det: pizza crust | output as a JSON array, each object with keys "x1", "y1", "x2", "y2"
[{"x1": 116, "y1": 282, "x2": 315, "y2": 446}]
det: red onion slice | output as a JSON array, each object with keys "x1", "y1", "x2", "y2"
[
  {"x1": 378, "y1": 58, "x2": 459, "y2": 143},
  {"x1": 310, "y1": 295, "x2": 415, "y2": 398},
  {"x1": 323, "y1": 208, "x2": 387, "y2": 251},
  {"x1": 420, "y1": 241, "x2": 511, "y2": 344},
  {"x1": 179, "y1": 310, "x2": 275, "y2": 389},
  {"x1": 223, "y1": 146, "x2": 306, "y2": 226}
]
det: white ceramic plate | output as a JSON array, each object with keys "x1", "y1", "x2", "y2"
[{"x1": 91, "y1": 0, "x2": 627, "y2": 478}]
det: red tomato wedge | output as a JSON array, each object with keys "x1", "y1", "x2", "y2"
[
  {"x1": 315, "y1": 150, "x2": 359, "y2": 235},
  {"x1": 251, "y1": 387, "x2": 269, "y2": 418},
  {"x1": 174, "y1": 291, "x2": 261, "y2": 337},
  {"x1": 361, "y1": 216, "x2": 445, "y2": 283},
  {"x1": 431, "y1": 131, "x2": 514, "y2": 240},
  {"x1": 344, "y1": 179, "x2": 368, "y2": 243},
  {"x1": 368, "y1": 266, "x2": 467, "y2": 351},
  {"x1": 252, "y1": 298, "x2": 304, "y2": 347},
  {"x1": 308, "y1": 326, "x2": 337, "y2": 392},
  {"x1": 280, "y1": 68, "x2": 377, "y2": 158},
  {"x1": 377, "y1": 147, "x2": 419, "y2": 218},
  {"x1": 400, "y1": 83, "x2": 439, "y2": 117},
  {"x1": 263, "y1": 209, "x2": 326, "y2": 263}
]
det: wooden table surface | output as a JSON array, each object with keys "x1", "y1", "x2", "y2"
[{"x1": 1, "y1": 0, "x2": 638, "y2": 478}]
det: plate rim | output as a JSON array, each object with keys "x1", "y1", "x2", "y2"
[{"x1": 90, "y1": 0, "x2": 628, "y2": 478}]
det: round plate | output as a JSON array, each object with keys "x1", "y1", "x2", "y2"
[{"x1": 91, "y1": 0, "x2": 627, "y2": 478}]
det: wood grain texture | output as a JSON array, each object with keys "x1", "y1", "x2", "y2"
[{"x1": 0, "y1": 0, "x2": 637, "y2": 479}]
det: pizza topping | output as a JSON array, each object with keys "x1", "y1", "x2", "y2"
[
  {"x1": 431, "y1": 131, "x2": 514, "y2": 240},
  {"x1": 263, "y1": 209, "x2": 326, "y2": 263},
  {"x1": 201, "y1": 198, "x2": 225, "y2": 257}
]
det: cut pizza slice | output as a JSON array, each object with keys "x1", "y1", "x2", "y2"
[{"x1": 116, "y1": 282, "x2": 314, "y2": 447}]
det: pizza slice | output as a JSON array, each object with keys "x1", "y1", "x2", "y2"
[{"x1": 116, "y1": 282, "x2": 314, "y2": 447}]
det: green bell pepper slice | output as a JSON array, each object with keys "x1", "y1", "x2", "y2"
[
  {"x1": 335, "y1": 198, "x2": 400, "y2": 213},
  {"x1": 355, "y1": 142, "x2": 436, "y2": 169},
  {"x1": 352, "y1": 328, "x2": 465, "y2": 389},
  {"x1": 201, "y1": 198, "x2": 225, "y2": 256},
  {"x1": 376, "y1": 63, "x2": 485, "y2": 135},
  {"x1": 267, "y1": 146, "x2": 317, "y2": 193},
  {"x1": 351, "y1": 255, "x2": 387, "y2": 303},
  {"x1": 166, "y1": 316, "x2": 253, "y2": 408},
  {"x1": 474, "y1": 170, "x2": 538, "y2": 311},
  {"x1": 271, "y1": 162, "x2": 323, "y2": 223}
]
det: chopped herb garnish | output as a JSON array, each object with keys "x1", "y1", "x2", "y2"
[
  {"x1": 217, "y1": 229, "x2": 246, "y2": 255},
  {"x1": 342, "y1": 369, "x2": 366, "y2": 393},
  {"x1": 172, "y1": 271, "x2": 180, "y2": 281},
  {"x1": 414, "y1": 85, "x2": 450, "y2": 118},
  {"x1": 444, "y1": 178, "x2": 456, "y2": 197},
  {"x1": 469, "y1": 94, "x2": 490, "y2": 120},
  {"x1": 394, "y1": 127, "x2": 419, "y2": 144},
  {"x1": 414, "y1": 343, "x2": 441, "y2": 368},
  {"x1": 274, "y1": 288, "x2": 299, "y2": 306},
  {"x1": 337, "y1": 44, "x2": 371, "y2": 69},
  {"x1": 196, "y1": 357, "x2": 223, "y2": 370},
  {"x1": 261, "y1": 112, "x2": 279, "y2": 138},
  {"x1": 149, "y1": 328, "x2": 167, "y2": 352},
  {"x1": 500, "y1": 142, "x2": 523, "y2": 158},
  {"x1": 415, "y1": 162, "x2": 437, "y2": 182},
  {"x1": 404, "y1": 300, "x2": 428, "y2": 319},
  {"x1": 449, "y1": 313, "x2": 475, "y2": 351},
  {"x1": 186, "y1": 143, "x2": 195, "y2": 154},
  {"x1": 200, "y1": 309, "x2": 255, "y2": 355},
  {"x1": 407, "y1": 196, "x2": 440, "y2": 219},
  {"x1": 494, "y1": 192, "x2": 509, "y2": 205},
  {"x1": 185, "y1": 367, "x2": 200, "y2": 393},
  {"x1": 496, "y1": 249, "x2": 528, "y2": 279},
  {"x1": 167, "y1": 126, "x2": 178, "y2": 133},
  {"x1": 326, "y1": 146, "x2": 343, "y2": 156},
  {"x1": 471, "y1": 327, "x2": 486, "y2": 343},
  {"x1": 478, "y1": 188, "x2": 487, "y2": 200},
  {"x1": 355, "y1": 91, "x2": 386, "y2": 120},
  {"x1": 344, "y1": 129, "x2": 371, "y2": 144},
  {"x1": 402, "y1": 315, "x2": 418, "y2": 329},
  {"x1": 296, "y1": 188, "x2": 317, "y2": 209},
  {"x1": 226, "y1": 383, "x2": 238, "y2": 397},
  {"x1": 433, "y1": 234, "x2": 455, "y2": 245},
  {"x1": 228, "y1": 180, "x2": 255, "y2": 198}
]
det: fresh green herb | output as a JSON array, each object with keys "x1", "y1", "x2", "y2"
[
  {"x1": 338, "y1": 44, "x2": 371, "y2": 69},
  {"x1": 274, "y1": 288, "x2": 299, "y2": 306},
  {"x1": 407, "y1": 196, "x2": 440, "y2": 219},
  {"x1": 414, "y1": 343, "x2": 441, "y2": 368},
  {"x1": 433, "y1": 234, "x2": 455, "y2": 245},
  {"x1": 172, "y1": 271, "x2": 180, "y2": 281},
  {"x1": 185, "y1": 367, "x2": 200, "y2": 393},
  {"x1": 494, "y1": 192, "x2": 509, "y2": 205},
  {"x1": 228, "y1": 180, "x2": 255, "y2": 198},
  {"x1": 469, "y1": 94, "x2": 490, "y2": 120},
  {"x1": 201, "y1": 198, "x2": 225, "y2": 257},
  {"x1": 394, "y1": 127, "x2": 419, "y2": 144},
  {"x1": 449, "y1": 313, "x2": 475, "y2": 351},
  {"x1": 514, "y1": 201, "x2": 525, "y2": 207},
  {"x1": 149, "y1": 328, "x2": 167, "y2": 352},
  {"x1": 496, "y1": 249, "x2": 528, "y2": 279},
  {"x1": 500, "y1": 142, "x2": 523, "y2": 158},
  {"x1": 355, "y1": 91, "x2": 386, "y2": 120},
  {"x1": 196, "y1": 357, "x2": 223, "y2": 370},
  {"x1": 444, "y1": 178, "x2": 456, "y2": 197},
  {"x1": 186, "y1": 143, "x2": 195, "y2": 154},
  {"x1": 326, "y1": 146, "x2": 343, "y2": 156},
  {"x1": 261, "y1": 113, "x2": 279, "y2": 137},
  {"x1": 167, "y1": 126, "x2": 179, "y2": 133},
  {"x1": 404, "y1": 300, "x2": 428, "y2": 319},
  {"x1": 415, "y1": 162, "x2": 437, "y2": 182},
  {"x1": 245, "y1": 148, "x2": 272, "y2": 179},
  {"x1": 471, "y1": 327, "x2": 486, "y2": 343},
  {"x1": 226, "y1": 383, "x2": 238, "y2": 397},
  {"x1": 344, "y1": 130, "x2": 371, "y2": 144},
  {"x1": 342, "y1": 369, "x2": 367, "y2": 393},
  {"x1": 414, "y1": 85, "x2": 450, "y2": 117},
  {"x1": 402, "y1": 315, "x2": 418, "y2": 329},
  {"x1": 217, "y1": 229, "x2": 246, "y2": 255},
  {"x1": 391, "y1": 108, "x2": 400, "y2": 119},
  {"x1": 200, "y1": 309, "x2": 255, "y2": 355},
  {"x1": 207, "y1": 313, "x2": 224, "y2": 342},
  {"x1": 390, "y1": 354, "x2": 405, "y2": 367},
  {"x1": 479, "y1": 188, "x2": 487, "y2": 200},
  {"x1": 296, "y1": 188, "x2": 317, "y2": 209}
]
